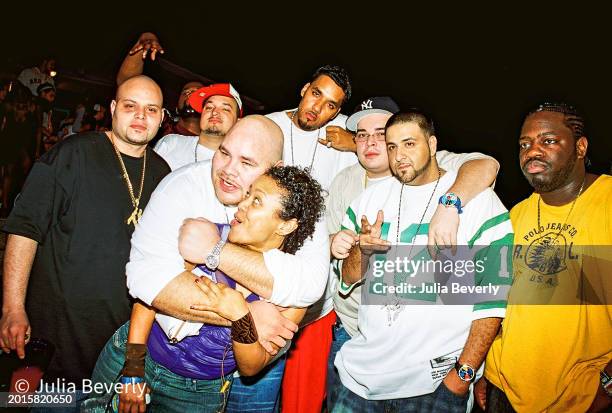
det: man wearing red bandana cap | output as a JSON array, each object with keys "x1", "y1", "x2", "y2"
[{"x1": 154, "y1": 83, "x2": 243, "y2": 170}]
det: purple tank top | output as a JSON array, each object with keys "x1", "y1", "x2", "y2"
[{"x1": 147, "y1": 223, "x2": 259, "y2": 379}]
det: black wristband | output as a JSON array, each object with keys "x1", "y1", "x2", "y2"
[
  {"x1": 231, "y1": 312, "x2": 258, "y2": 344},
  {"x1": 121, "y1": 343, "x2": 147, "y2": 377}
]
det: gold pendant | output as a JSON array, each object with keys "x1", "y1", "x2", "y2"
[{"x1": 127, "y1": 206, "x2": 143, "y2": 226}]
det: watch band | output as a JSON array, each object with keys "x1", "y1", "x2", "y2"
[
  {"x1": 120, "y1": 376, "x2": 145, "y2": 385},
  {"x1": 205, "y1": 239, "x2": 226, "y2": 270},
  {"x1": 212, "y1": 239, "x2": 225, "y2": 256},
  {"x1": 601, "y1": 370, "x2": 612, "y2": 397}
]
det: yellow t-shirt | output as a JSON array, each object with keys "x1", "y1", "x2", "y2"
[{"x1": 485, "y1": 175, "x2": 612, "y2": 412}]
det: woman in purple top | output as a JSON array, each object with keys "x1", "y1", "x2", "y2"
[{"x1": 89, "y1": 166, "x2": 324, "y2": 413}]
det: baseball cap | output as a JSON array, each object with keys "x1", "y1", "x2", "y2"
[
  {"x1": 346, "y1": 96, "x2": 400, "y2": 132},
  {"x1": 188, "y1": 83, "x2": 243, "y2": 116},
  {"x1": 37, "y1": 82, "x2": 56, "y2": 95}
]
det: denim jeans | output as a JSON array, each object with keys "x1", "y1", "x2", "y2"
[
  {"x1": 82, "y1": 322, "x2": 232, "y2": 413},
  {"x1": 225, "y1": 354, "x2": 286, "y2": 413},
  {"x1": 326, "y1": 320, "x2": 351, "y2": 411},
  {"x1": 331, "y1": 380, "x2": 469, "y2": 413}
]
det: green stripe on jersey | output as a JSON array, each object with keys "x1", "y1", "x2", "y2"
[
  {"x1": 473, "y1": 233, "x2": 514, "y2": 288},
  {"x1": 473, "y1": 300, "x2": 507, "y2": 311},
  {"x1": 345, "y1": 206, "x2": 360, "y2": 233},
  {"x1": 399, "y1": 223, "x2": 430, "y2": 244},
  {"x1": 381, "y1": 222, "x2": 390, "y2": 241},
  {"x1": 468, "y1": 212, "x2": 510, "y2": 247}
]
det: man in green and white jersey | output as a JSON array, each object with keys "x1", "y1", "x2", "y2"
[{"x1": 332, "y1": 110, "x2": 513, "y2": 413}]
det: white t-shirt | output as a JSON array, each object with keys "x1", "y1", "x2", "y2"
[
  {"x1": 126, "y1": 161, "x2": 330, "y2": 311},
  {"x1": 265, "y1": 109, "x2": 357, "y2": 325},
  {"x1": 326, "y1": 150, "x2": 496, "y2": 337},
  {"x1": 17, "y1": 67, "x2": 54, "y2": 96},
  {"x1": 266, "y1": 109, "x2": 357, "y2": 191},
  {"x1": 335, "y1": 170, "x2": 513, "y2": 400},
  {"x1": 264, "y1": 109, "x2": 356, "y2": 325},
  {"x1": 154, "y1": 134, "x2": 215, "y2": 171}
]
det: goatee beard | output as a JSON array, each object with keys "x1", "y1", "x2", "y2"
[
  {"x1": 398, "y1": 156, "x2": 431, "y2": 185},
  {"x1": 204, "y1": 127, "x2": 225, "y2": 137},
  {"x1": 523, "y1": 155, "x2": 577, "y2": 193},
  {"x1": 296, "y1": 116, "x2": 319, "y2": 132}
]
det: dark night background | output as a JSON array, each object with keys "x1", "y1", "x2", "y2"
[{"x1": 1, "y1": 3, "x2": 610, "y2": 208}]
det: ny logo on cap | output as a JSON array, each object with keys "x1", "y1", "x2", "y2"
[{"x1": 361, "y1": 99, "x2": 373, "y2": 110}]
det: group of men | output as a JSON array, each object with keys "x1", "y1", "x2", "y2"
[{"x1": 1, "y1": 31, "x2": 610, "y2": 413}]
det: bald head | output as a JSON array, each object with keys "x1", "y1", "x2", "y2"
[
  {"x1": 226, "y1": 115, "x2": 284, "y2": 165},
  {"x1": 211, "y1": 115, "x2": 285, "y2": 206},
  {"x1": 116, "y1": 75, "x2": 163, "y2": 105},
  {"x1": 110, "y1": 75, "x2": 164, "y2": 153}
]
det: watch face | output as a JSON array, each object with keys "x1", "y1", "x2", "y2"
[
  {"x1": 205, "y1": 254, "x2": 219, "y2": 269},
  {"x1": 442, "y1": 193, "x2": 459, "y2": 206},
  {"x1": 457, "y1": 364, "x2": 475, "y2": 382}
]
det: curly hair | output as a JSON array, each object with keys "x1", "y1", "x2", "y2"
[{"x1": 264, "y1": 166, "x2": 325, "y2": 255}]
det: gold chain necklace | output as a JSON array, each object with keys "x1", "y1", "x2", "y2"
[
  {"x1": 109, "y1": 133, "x2": 147, "y2": 227},
  {"x1": 537, "y1": 177, "x2": 585, "y2": 243}
]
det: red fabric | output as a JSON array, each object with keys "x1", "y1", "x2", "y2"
[{"x1": 281, "y1": 310, "x2": 337, "y2": 413}]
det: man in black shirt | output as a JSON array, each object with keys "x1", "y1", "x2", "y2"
[{"x1": 0, "y1": 75, "x2": 170, "y2": 405}]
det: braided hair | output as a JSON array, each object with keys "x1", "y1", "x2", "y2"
[{"x1": 528, "y1": 102, "x2": 586, "y2": 140}]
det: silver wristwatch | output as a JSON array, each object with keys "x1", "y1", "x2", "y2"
[{"x1": 204, "y1": 239, "x2": 226, "y2": 270}]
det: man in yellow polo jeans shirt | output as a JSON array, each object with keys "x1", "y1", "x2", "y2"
[{"x1": 477, "y1": 102, "x2": 612, "y2": 412}]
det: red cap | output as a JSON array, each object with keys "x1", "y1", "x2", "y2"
[{"x1": 188, "y1": 83, "x2": 243, "y2": 116}]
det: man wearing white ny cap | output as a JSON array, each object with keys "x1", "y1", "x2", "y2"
[{"x1": 154, "y1": 83, "x2": 242, "y2": 170}]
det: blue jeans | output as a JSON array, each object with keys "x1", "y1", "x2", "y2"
[
  {"x1": 326, "y1": 320, "x2": 351, "y2": 410},
  {"x1": 331, "y1": 380, "x2": 469, "y2": 413},
  {"x1": 225, "y1": 354, "x2": 286, "y2": 413},
  {"x1": 82, "y1": 322, "x2": 232, "y2": 413}
]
